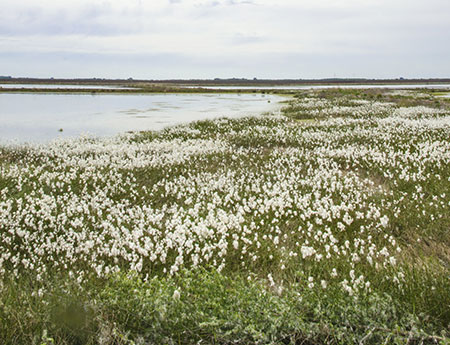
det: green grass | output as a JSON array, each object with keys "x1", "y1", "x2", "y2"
[{"x1": 2, "y1": 268, "x2": 448, "y2": 345}]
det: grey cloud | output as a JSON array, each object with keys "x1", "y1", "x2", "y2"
[
  {"x1": 226, "y1": 0, "x2": 256, "y2": 5},
  {"x1": 195, "y1": 0, "x2": 254, "y2": 8},
  {"x1": 2, "y1": 46, "x2": 448, "y2": 80},
  {"x1": 0, "y1": 0, "x2": 449, "y2": 78},
  {"x1": 0, "y1": 3, "x2": 149, "y2": 36},
  {"x1": 230, "y1": 33, "x2": 266, "y2": 45}
]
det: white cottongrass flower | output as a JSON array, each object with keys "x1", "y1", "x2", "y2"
[{"x1": 172, "y1": 289, "x2": 181, "y2": 300}]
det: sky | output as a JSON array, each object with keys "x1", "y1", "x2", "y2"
[{"x1": 1, "y1": 0, "x2": 449, "y2": 79}]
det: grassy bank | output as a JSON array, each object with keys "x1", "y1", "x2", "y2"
[
  {"x1": 0, "y1": 89, "x2": 449, "y2": 344},
  {"x1": 0, "y1": 85, "x2": 280, "y2": 95}
]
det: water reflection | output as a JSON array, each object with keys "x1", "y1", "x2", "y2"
[
  {"x1": 0, "y1": 93, "x2": 282, "y2": 144},
  {"x1": 185, "y1": 84, "x2": 450, "y2": 90},
  {"x1": 0, "y1": 84, "x2": 136, "y2": 90}
]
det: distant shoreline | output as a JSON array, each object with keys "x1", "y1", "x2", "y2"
[
  {"x1": 1, "y1": 77, "x2": 450, "y2": 88},
  {"x1": 1, "y1": 79, "x2": 450, "y2": 95},
  {"x1": 0, "y1": 87, "x2": 248, "y2": 94}
]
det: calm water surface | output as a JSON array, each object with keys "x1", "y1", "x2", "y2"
[
  {"x1": 186, "y1": 84, "x2": 450, "y2": 90},
  {"x1": 0, "y1": 93, "x2": 282, "y2": 144},
  {"x1": 0, "y1": 84, "x2": 136, "y2": 90}
]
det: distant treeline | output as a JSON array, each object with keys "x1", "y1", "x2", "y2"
[{"x1": 1, "y1": 77, "x2": 450, "y2": 87}]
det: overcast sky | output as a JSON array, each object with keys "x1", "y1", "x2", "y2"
[{"x1": 1, "y1": 0, "x2": 449, "y2": 79}]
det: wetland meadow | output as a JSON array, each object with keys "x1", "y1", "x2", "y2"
[{"x1": 0, "y1": 86, "x2": 449, "y2": 344}]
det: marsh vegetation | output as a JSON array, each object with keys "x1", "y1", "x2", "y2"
[{"x1": 0, "y1": 89, "x2": 449, "y2": 344}]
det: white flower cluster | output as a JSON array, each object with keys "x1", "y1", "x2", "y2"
[{"x1": 0, "y1": 92, "x2": 448, "y2": 297}]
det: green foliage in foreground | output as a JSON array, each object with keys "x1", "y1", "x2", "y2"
[{"x1": 1, "y1": 268, "x2": 448, "y2": 345}]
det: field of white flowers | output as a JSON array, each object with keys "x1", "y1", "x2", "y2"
[{"x1": 1, "y1": 89, "x2": 449, "y2": 344}]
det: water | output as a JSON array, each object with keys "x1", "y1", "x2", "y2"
[
  {"x1": 185, "y1": 84, "x2": 450, "y2": 90},
  {"x1": 0, "y1": 84, "x2": 136, "y2": 90},
  {"x1": 0, "y1": 93, "x2": 282, "y2": 144}
]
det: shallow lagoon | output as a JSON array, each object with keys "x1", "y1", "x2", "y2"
[
  {"x1": 186, "y1": 83, "x2": 450, "y2": 90},
  {"x1": 0, "y1": 84, "x2": 135, "y2": 90},
  {"x1": 0, "y1": 93, "x2": 282, "y2": 143}
]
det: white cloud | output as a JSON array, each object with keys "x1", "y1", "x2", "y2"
[{"x1": 0, "y1": 0, "x2": 449, "y2": 78}]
